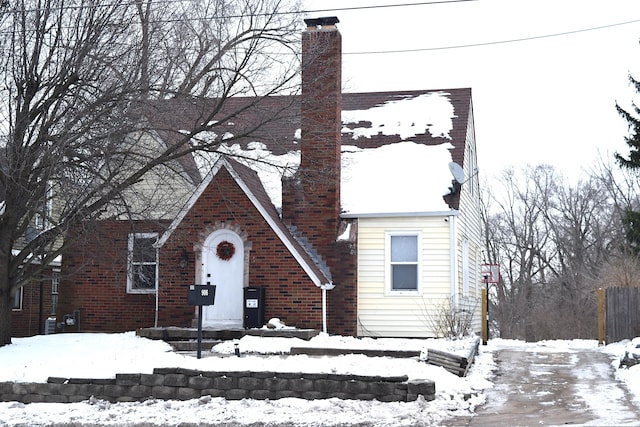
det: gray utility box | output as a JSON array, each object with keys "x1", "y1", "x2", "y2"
[
  {"x1": 187, "y1": 284, "x2": 216, "y2": 306},
  {"x1": 243, "y1": 287, "x2": 265, "y2": 329}
]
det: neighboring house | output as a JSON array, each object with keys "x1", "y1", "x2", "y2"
[
  {"x1": 2, "y1": 180, "x2": 61, "y2": 338},
  {"x1": 56, "y1": 17, "x2": 482, "y2": 338},
  {"x1": 10, "y1": 264, "x2": 60, "y2": 337}
]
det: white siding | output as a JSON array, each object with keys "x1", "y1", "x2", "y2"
[{"x1": 454, "y1": 103, "x2": 483, "y2": 333}]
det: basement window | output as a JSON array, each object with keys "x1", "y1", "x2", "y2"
[
  {"x1": 387, "y1": 232, "x2": 420, "y2": 293},
  {"x1": 127, "y1": 233, "x2": 158, "y2": 293}
]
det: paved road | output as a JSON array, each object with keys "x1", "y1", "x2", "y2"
[{"x1": 445, "y1": 348, "x2": 640, "y2": 426}]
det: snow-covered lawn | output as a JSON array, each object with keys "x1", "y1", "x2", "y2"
[{"x1": 0, "y1": 332, "x2": 638, "y2": 426}]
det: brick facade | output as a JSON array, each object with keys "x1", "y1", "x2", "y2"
[
  {"x1": 59, "y1": 166, "x2": 347, "y2": 332},
  {"x1": 59, "y1": 220, "x2": 166, "y2": 332},
  {"x1": 158, "y1": 167, "x2": 326, "y2": 330}
]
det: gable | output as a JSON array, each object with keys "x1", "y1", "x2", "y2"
[{"x1": 157, "y1": 156, "x2": 332, "y2": 288}]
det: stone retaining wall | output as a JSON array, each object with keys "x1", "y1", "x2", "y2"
[{"x1": 0, "y1": 368, "x2": 436, "y2": 404}]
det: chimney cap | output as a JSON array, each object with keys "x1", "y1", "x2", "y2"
[{"x1": 304, "y1": 16, "x2": 339, "y2": 29}]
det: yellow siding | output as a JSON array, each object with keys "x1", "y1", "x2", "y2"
[
  {"x1": 356, "y1": 104, "x2": 485, "y2": 338},
  {"x1": 356, "y1": 216, "x2": 454, "y2": 338}
]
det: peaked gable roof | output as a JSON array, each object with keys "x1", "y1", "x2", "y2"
[{"x1": 157, "y1": 155, "x2": 333, "y2": 288}]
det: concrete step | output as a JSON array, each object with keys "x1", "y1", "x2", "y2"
[
  {"x1": 168, "y1": 340, "x2": 222, "y2": 351},
  {"x1": 137, "y1": 327, "x2": 320, "y2": 342}
]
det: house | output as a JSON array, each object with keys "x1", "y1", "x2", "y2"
[
  {"x1": 3, "y1": 174, "x2": 61, "y2": 338},
  {"x1": 55, "y1": 17, "x2": 483, "y2": 338}
]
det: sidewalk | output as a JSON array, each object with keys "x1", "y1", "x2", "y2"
[{"x1": 445, "y1": 347, "x2": 640, "y2": 426}]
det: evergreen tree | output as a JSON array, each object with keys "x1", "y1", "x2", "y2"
[{"x1": 616, "y1": 73, "x2": 640, "y2": 252}]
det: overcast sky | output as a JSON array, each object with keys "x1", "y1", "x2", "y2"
[{"x1": 303, "y1": 0, "x2": 640, "y2": 183}]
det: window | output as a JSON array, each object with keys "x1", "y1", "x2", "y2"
[
  {"x1": 128, "y1": 233, "x2": 158, "y2": 293},
  {"x1": 51, "y1": 270, "x2": 60, "y2": 315},
  {"x1": 462, "y1": 240, "x2": 469, "y2": 296},
  {"x1": 388, "y1": 233, "x2": 419, "y2": 292},
  {"x1": 35, "y1": 181, "x2": 53, "y2": 231},
  {"x1": 12, "y1": 287, "x2": 23, "y2": 311}
]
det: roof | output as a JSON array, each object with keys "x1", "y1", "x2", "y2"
[
  {"x1": 157, "y1": 155, "x2": 333, "y2": 288},
  {"x1": 146, "y1": 88, "x2": 473, "y2": 214}
]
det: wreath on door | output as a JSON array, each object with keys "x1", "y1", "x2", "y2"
[{"x1": 216, "y1": 240, "x2": 235, "y2": 261}]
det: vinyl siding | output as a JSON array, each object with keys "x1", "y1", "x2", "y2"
[
  {"x1": 356, "y1": 216, "x2": 454, "y2": 337},
  {"x1": 453, "y1": 103, "x2": 483, "y2": 333}
]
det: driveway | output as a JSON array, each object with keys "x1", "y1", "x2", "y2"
[{"x1": 445, "y1": 347, "x2": 640, "y2": 426}]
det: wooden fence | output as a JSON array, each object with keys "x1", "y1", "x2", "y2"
[{"x1": 605, "y1": 287, "x2": 640, "y2": 344}]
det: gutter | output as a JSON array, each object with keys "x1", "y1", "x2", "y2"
[{"x1": 341, "y1": 210, "x2": 459, "y2": 219}]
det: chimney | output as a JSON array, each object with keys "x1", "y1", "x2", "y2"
[{"x1": 282, "y1": 17, "x2": 342, "y2": 252}]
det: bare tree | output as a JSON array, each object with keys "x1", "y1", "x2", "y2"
[
  {"x1": 482, "y1": 166, "x2": 556, "y2": 340},
  {"x1": 483, "y1": 161, "x2": 640, "y2": 340},
  {"x1": 0, "y1": 0, "x2": 302, "y2": 346}
]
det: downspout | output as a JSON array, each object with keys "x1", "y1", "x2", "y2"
[
  {"x1": 155, "y1": 246, "x2": 159, "y2": 328},
  {"x1": 320, "y1": 282, "x2": 335, "y2": 333},
  {"x1": 449, "y1": 214, "x2": 457, "y2": 305}
]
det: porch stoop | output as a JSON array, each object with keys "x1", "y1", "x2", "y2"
[{"x1": 137, "y1": 327, "x2": 321, "y2": 352}]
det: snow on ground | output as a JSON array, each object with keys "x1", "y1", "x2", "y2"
[{"x1": 0, "y1": 333, "x2": 637, "y2": 426}]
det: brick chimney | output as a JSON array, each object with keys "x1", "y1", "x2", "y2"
[{"x1": 282, "y1": 17, "x2": 342, "y2": 252}]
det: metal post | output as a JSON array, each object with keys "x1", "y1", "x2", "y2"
[
  {"x1": 481, "y1": 288, "x2": 488, "y2": 345},
  {"x1": 486, "y1": 282, "x2": 490, "y2": 342},
  {"x1": 197, "y1": 305, "x2": 203, "y2": 359},
  {"x1": 597, "y1": 287, "x2": 604, "y2": 346}
]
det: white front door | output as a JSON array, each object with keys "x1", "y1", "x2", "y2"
[{"x1": 201, "y1": 230, "x2": 244, "y2": 328}]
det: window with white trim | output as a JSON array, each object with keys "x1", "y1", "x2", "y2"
[
  {"x1": 51, "y1": 270, "x2": 60, "y2": 315},
  {"x1": 127, "y1": 233, "x2": 158, "y2": 293},
  {"x1": 387, "y1": 233, "x2": 420, "y2": 292}
]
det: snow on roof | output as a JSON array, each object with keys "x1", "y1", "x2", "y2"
[
  {"x1": 342, "y1": 92, "x2": 455, "y2": 141},
  {"x1": 214, "y1": 140, "x2": 453, "y2": 215},
  {"x1": 189, "y1": 90, "x2": 461, "y2": 215},
  {"x1": 342, "y1": 141, "x2": 454, "y2": 215}
]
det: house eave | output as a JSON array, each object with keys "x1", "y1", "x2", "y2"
[{"x1": 341, "y1": 210, "x2": 459, "y2": 219}]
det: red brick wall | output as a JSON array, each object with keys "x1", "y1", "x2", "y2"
[
  {"x1": 159, "y1": 168, "x2": 324, "y2": 330},
  {"x1": 326, "y1": 239, "x2": 357, "y2": 336},
  {"x1": 58, "y1": 166, "x2": 356, "y2": 334},
  {"x1": 59, "y1": 220, "x2": 166, "y2": 332},
  {"x1": 283, "y1": 25, "x2": 342, "y2": 252}
]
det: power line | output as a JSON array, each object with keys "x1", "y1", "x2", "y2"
[
  {"x1": 2, "y1": 1, "x2": 639, "y2": 54},
  {"x1": 344, "y1": 18, "x2": 640, "y2": 55},
  {"x1": 5, "y1": 0, "x2": 477, "y2": 16},
  {"x1": 303, "y1": 0, "x2": 478, "y2": 14}
]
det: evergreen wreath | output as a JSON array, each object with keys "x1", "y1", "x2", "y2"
[{"x1": 216, "y1": 240, "x2": 235, "y2": 261}]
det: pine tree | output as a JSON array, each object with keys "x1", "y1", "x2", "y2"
[
  {"x1": 616, "y1": 75, "x2": 640, "y2": 168},
  {"x1": 616, "y1": 73, "x2": 640, "y2": 253}
]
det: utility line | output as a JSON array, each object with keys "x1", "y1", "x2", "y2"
[
  {"x1": 304, "y1": 0, "x2": 477, "y2": 14},
  {"x1": 2, "y1": 1, "x2": 639, "y2": 53},
  {"x1": 7, "y1": 0, "x2": 477, "y2": 15}
]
